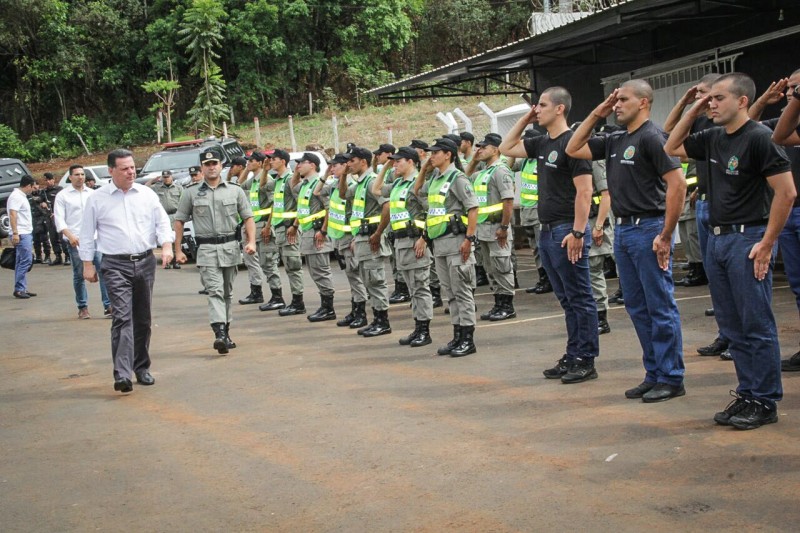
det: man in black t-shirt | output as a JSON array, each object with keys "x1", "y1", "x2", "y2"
[
  {"x1": 500, "y1": 87, "x2": 599, "y2": 384},
  {"x1": 567, "y1": 79, "x2": 687, "y2": 403},
  {"x1": 751, "y1": 71, "x2": 800, "y2": 373},
  {"x1": 667, "y1": 72, "x2": 794, "y2": 430}
]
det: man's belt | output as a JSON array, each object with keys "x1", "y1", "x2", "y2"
[
  {"x1": 711, "y1": 224, "x2": 766, "y2": 236},
  {"x1": 105, "y1": 250, "x2": 153, "y2": 262},
  {"x1": 615, "y1": 211, "x2": 664, "y2": 226},
  {"x1": 539, "y1": 219, "x2": 573, "y2": 232},
  {"x1": 195, "y1": 234, "x2": 237, "y2": 245}
]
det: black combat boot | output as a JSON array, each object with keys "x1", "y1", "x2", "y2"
[
  {"x1": 238, "y1": 284, "x2": 264, "y2": 305},
  {"x1": 362, "y1": 309, "x2": 392, "y2": 337},
  {"x1": 475, "y1": 265, "x2": 489, "y2": 286},
  {"x1": 308, "y1": 294, "x2": 336, "y2": 322},
  {"x1": 527, "y1": 267, "x2": 552, "y2": 294},
  {"x1": 410, "y1": 320, "x2": 432, "y2": 347},
  {"x1": 437, "y1": 325, "x2": 462, "y2": 356},
  {"x1": 278, "y1": 294, "x2": 306, "y2": 316},
  {"x1": 225, "y1": 322, "x2": 236, "y2": 349},
  {"x1": 682, "y1": 262, "x2": 708, "y2": 287},
  {"x1": 211, "y1": 322, "x2": 229, "y2": 355},
  {"x1": 597, "y1": 309, "x2": 611, "y2": 335},
  {"x1": 399, "y1": 320, "x2": 423, "y2": 346},
  {"x1": 337, "y1": 299, "x2": 357, "y2": 327},
  {"x1": 389, "y1": 281, "x2": 411, "y2": 304},
  {"x1": 480, "y1": 294, "x2": 501, "y2": 321},
  {"x1": 450, "y1": 325, "x2": 476, "y2": 357},
  {"x1": 349, "y1": 301, "x2": 369, "y2": 329},
  {"x1": 259, "y1": 288, "x2": 285, "y2": 311},
  {"x1": 431, "y1": 285, "x2": 443, "y2": 308},
  {"x1": 33, "y1": 254, "x2": 42, "y2": 264},
  {"x1": 608, "y1": 287, "x2": 624, "y2": 305},
  {"x1": 489, "y1": 294, "x2": 516, "y2": 321}
]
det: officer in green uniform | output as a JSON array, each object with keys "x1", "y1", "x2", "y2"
[
  {"x1": 184, "y1": 166, "x2": 209, "y2": 294},
  {"x1": 588, "y1": 159, "x2": 613, "y2": 335},
  {"x1": 238, "y1": 152, "x2": 268, "y2": 304},
  {"x1": 343, "y1": 146, "x2": 392, "y2": 337},
  {"x1": 324, "y1": 154, "x2": 369, "y2": 328},
  {"x1": 466, "y1": 133, "x2": 516, "y2": 321},
  {"x1": 290, "y1": 152, "x2": 336, "y2": 321},
  {"x1": 515, "y1": 129, "x2": 552, "y2": 294},
  {"x1": 411, "y1": 139, "x2": 443, "y2": 308},
  {"x1": 149, "y1": 170, "x2": 183, "y2": 269},
  {"x1": 416, "y1": 138, "x2": 479, "y2": 356},
  {"x1": 375, "y1": 144, "x2": 411, "y2": 305},
  {"x1": 264, "y1": 150, "x2": 305, "y2": 315},
  {"x1": 374, "y1": 146, "x2": 433, "y2": 347},
  {"x1": 174, "y1": 148, "x2": 256, "y2": 355}
]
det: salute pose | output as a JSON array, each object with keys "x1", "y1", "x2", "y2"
[
  {"x1": 501, "y1": 87, "x2": 599, "y2": 383},
  {"x1": 667, "y1": 73, "x2": 794, "y2": 429},
  {"x1": 567, "y1": 80, "x2": 687, "y2": 402}
]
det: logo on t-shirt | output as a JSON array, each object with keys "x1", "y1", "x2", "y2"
[
  {"x1": 623, "y1": 146, "x2": 636, "y2": 160},
  {"x1": 547, "y1": 150, "x2": 558, "y2": 164},
  {"x1": 726, "y1": 156, "x2": 739, "y2": 175}
]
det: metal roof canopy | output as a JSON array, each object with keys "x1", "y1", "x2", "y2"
[{"x1": 368, "y1": 0, "x2": 798, "y2": 100}]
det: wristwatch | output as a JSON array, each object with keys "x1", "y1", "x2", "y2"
[
  {"x1": 499, "y1": 224, "x2": 509, "y2": 231},
  {"x1": 465, "y1": 234, "x2": 477, "y2": 244},
  {"x1": 318, "y1": 229, "x2": 327, "y2": 236},
  {"x1": 571, "y1": 230, "x2": 585, "y2": 239}
]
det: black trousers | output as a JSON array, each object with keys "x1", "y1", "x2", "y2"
[
  {"x1": 46, "y1": 217, "x2": 63, "y2": 255},
  {"x1": 99, "y1": 253, "x2": 156, "y2": 380}
]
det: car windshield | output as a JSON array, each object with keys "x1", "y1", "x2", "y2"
[
  {"x1": 91, "y1": 166, "x2": 111, "y2": 179},
  {"x1": 142, "y1": 151, "x2": 202, "y2": 173}
]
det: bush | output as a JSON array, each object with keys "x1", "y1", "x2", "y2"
[
  {"x1": 24, "y1": 132, "x2": 60, "y2": 161},
  {"x1": 0, "y1": 124, "x2": 31, "y2": 159}
]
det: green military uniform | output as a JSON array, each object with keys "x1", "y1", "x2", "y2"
[
  {"x1": 151, "y1": 181, "x2": 182, "y2": 223},
  {"x1": 271, "y1": 170, "x2": 304, "y2": 297},
  {"x1": 473, "y1": 160, "x2": 515, "y2": 300},
  {"x1": 239, "y1": 176, "x2": 266, "y2": 292},
  {"x1": 588, "y1": 160, "x2": 614, "y2": 312},
  {"x1": 677, "y1": 161, "x2": 703, "y2": 275},
  {"x1": 347, "y1": 168, "x2": 392, "y2": 333},
  {"x1": 294, "y1": 172, "x2": 335, "y2": 305},
  {"x1": 382, "y1": 173, "x2": 433, "y2": 345},
  {"x1": 174, "y1": 180, "x2": 252, "y2": 327}
]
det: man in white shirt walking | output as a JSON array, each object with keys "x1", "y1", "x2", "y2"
[
  {"x1": 80, "y1": 149, "x2": 174, "y2": 394},
  {"x1": 54, "y1": 164, "x2": 111, "y2": 319},
  {"x1": 8, "y1": 175, "x2": 37, "y2": 299}
]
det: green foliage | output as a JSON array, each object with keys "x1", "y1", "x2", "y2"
[{"x1": 0, "y1": 124, "x2": 31, "y2": 160}]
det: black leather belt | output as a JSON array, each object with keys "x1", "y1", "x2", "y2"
[
  {"x1": 195, "y1": 234, "x2": 236, "y2": 245},
  {"x1": 105, "y1": 250, "x2": 153, "y2": 261},
  {"x1": 615, "y1": 212, "x2": 664, "y2": 226},
  {"x1": 540, "y1": 219, "x2": 573, "y2": 232},
  {"x1": 711, "y1": 224, "x2": 765, "y2": 236}
]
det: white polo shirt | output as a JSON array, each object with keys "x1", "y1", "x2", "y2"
[{"x1": 7, "y1": 188, "x2": 33, "y2": 235}]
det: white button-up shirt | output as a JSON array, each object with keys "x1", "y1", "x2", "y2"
[
  {"x1": 54, "y1": 184, "x2": 94, "y2": 240},
  {"x1": 79, "y1": 182, "x2": 173, "y2": 261},
  {"x1": 7, "y1": 188, "x2": 33, "y2": 235}
]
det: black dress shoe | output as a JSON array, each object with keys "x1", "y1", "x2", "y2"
[
  {"x1": 625, "y1": 381, "x2": 655, "y2": 399},
  {"x1": 25, "y1": 290, "x2": 36, "y2": 297},
  {"x1": 704, "y1": 308, "x2": 715, "y2": 316},
  {"x1": 642, "y1": 383, "x2": 685, "y2": 403},
  {"x1": 13, "y1": 291, "x2": 30, "y2": 299},
  {"x1": 198, "y1": 289, "x2": 209, "y2": 295},
  {"x1": 697, "y1": 337, "x2": 728, "y2": 356},
  {"x1": 781, "y1": 350, "x2": 800, "y2": 371},
  {"x1": 135, "y1": 370, "x2": 155, "y2": 386},
  {"x1": 114, "y1": 378, "x2": 133, "y2": 393}
]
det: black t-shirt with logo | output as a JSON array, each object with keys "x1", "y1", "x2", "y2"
[
  {"x1": 762, "y1": 118, "x2": 800, "y2": 207},
  {"x1": 587, "y1": 120, "x2": 681, "y2": 217},
  {"x1": 684, "y1": 120, "x2": 790, "y2": 226},
  {"x1": 524, "y1": 130, "x2": 592, "y2": 224},
  {"x1": 691, "y1": 115, "x2": 716, "y2": 195}
]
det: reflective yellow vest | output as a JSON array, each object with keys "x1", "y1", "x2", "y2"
[
  {"x1": 271, "y1": 171, "x2": 296, "y2": 226},
  {"x1": 249, "y1": 179, "x2": 271, "y2": 222},
  {"x1": 473, "y1": 162, "x2": 507, "y2": 224},
  {"x1": 327, "y1": 186, "x2": 350, "y2": 239},
  {"x1": 427, "y1": 170, "x2": 468, "y2": 239},
  {"x1": 520, "y1": 158, "x2": 539, "y2": 207},
  {"x1": 297, "y1": 176, "x2": 325, "y2": 231},
  {"x1": 389, "y1": 176, "x2": 425, "y2": 232},
  {"x1": 350, "y1": 173, "x2": 382, "y2": 236}
]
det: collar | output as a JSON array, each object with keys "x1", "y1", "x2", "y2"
[{"x1": 108, "y1": 181, "x2": 142, "y2": 194}]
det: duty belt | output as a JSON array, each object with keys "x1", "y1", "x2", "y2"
[
  {"x1": 105, "y1": 250, "x2": 153, "y2": 262},
  {"x1": 195, "y1": 234, "x2": 237, "y2": 245}
]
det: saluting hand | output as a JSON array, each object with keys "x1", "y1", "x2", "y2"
[{"x1": 593, "y1": 89, "x2": 619, "y2": 119}]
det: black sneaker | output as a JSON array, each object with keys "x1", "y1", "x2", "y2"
[
  {"x1": 719, "y1": 349, "x2": 733, "y2": 361},
  {"x1": 781, "y1": 350, "x2": 800, "y2": 372},
  {"x1": 561, "y1": 357, "x2": 597, "y2": 384},
  {"x1": 625, "y1": 381, "x2": 655, "y2": 399},
  {"x1": 728, "y1": 399, "x2": 778, "y2": 430},
  {"x1": 697, "y1": 337, "x2": 728, "y2": 356},
  {"x1": 713, "y1": 391, "x2": 749, "y2": 426},
  {"x1": 543, "y1": 355, "x2": 570, "y2": 379}
]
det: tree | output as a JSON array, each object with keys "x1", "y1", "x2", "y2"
[
  {"x1": 178, "y1": 0, "x2": 230, "y2": 135},
  {"x1": 142, "y1": 64, "x2": 180, "y2": 142}
]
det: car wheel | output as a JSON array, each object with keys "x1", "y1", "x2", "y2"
[{"x1": 0, "y1": 208, "x2": 10, "y2": 238}]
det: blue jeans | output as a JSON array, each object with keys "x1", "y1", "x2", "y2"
[
  {"x1": 696, "y1": 198, "x2": 726, "y2": 342},
  {"x1": 614, "y1": 217, "x2": 685, "y2": 386},
  {"x1": 779, "y1": 205, "x2": 800, "y2": 311},
  {"x1": 14, "y1": 233, "x2": 33, "y2": 292},
  {"x1": 67, "y1": 245, "x2": 110, "y2": 310},
  {"x1": 539, "y1": 223, "x2": 599, "y2": 360},
  {"x1": 705, "y1": 227, "x2": 781, "y2": 405}
]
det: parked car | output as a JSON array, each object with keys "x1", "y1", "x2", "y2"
[
  {"x1": 58, "y1": 165, "x2": 112, "y2": 188},
  {"x1": 137, "y1": 137, "x2": 245, "y2": 186},
  {"x1": 0, "y1": 158, "x2": 34, "y2": 237}
]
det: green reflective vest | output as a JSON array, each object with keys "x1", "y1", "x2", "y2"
[
  {"x1": 327, "y1": 186, "x2": 350, "y2": 240},
  {"x1": 682, "y1": 162, "x2": 698, "y2": 187},
  {"x1": 271, "y1": 172, "x2": 296, "y2": 226},
  {"x1": 297, "y1": 176, "x2": 325, "y2": 231},
  {"x1": 350, "y1": 173, "x2": 381, "y2": 236},
  {"x1": 427, "y1": 170, "x2": 467, "y2": 239},
  {"x1": 249, "y1": 179, "x2": 271, "y2": 222},
  {"x1": 389, "y1": 176, "x2": 425, "y2": 232},
  {"x1": 473, "y1": 162, "x2": 507, "y2": 224},
  {"x1": 520, "y1": 158, "x2": 539, "y2": 207}
]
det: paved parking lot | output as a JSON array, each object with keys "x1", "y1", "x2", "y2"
[{"x1": 2, "y1": 252, "x2": 799, "y2": 531}]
